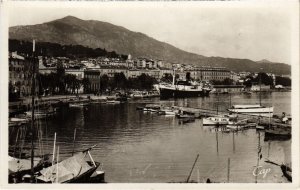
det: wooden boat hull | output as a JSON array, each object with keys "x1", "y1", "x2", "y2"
[
  {"x1": 64, "y1": 162, "x2": 100, "y2": 183},
  {"x1": 35, "y1": 161, "x2": 100, "y2": 183}
]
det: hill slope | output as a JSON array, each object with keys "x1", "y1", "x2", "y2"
[{"x1": 9, "y1": 16, "x2": 291, "y2": 75}]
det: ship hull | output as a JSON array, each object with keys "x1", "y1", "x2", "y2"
[{"x1": 159, "y1": 87, "x2": 210, "y2": 99}]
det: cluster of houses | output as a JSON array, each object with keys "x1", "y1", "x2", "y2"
[
  {"x1": 38, "y1": 54, "x2": 233, "y2": 81},
  {"x1": 9, "y1": 51, "x2": 289, "y2": 97}
]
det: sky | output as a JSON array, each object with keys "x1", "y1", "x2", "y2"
[{"x1": 7, "y1": 1, "x2": 298, "y2": 65}]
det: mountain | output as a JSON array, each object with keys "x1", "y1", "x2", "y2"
[
  {"x1": 9, "y1": 16, "x2": 291, "y2": 75},
  {"x1": 257, "y1": 59, "x2": 272, "y2": 63}
]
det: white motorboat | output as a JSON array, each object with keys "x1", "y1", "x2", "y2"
[
  {"x1": 202, "y1": 116, "x2": 232, "y2": 126},
  {"x1": 227, "y1": 104, "x2": 273, "y2": 117}
]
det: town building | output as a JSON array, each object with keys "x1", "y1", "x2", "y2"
[
  {"x1": 65, "y1": 68, "x2": 85, "y2": 80},
  {"x1": 9, "y1": 52, "x2": 38, "y2": 97},
  {"x1": 159, "y1": 68, "x2": 173, "y2": 79},
  {"x1": 100, "y1": 66, "x2": 128, "y2": 78},
  {"x1": 84, "y1": 69, "x2": 101, "y2": 93},
  {"x1": 197, "y1": 67, "x2": 231, "y2": 81}
]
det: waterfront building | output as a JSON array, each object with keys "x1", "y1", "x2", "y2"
[
  {"x1": 39, "y1": 60, "x2": 56, "y2": 74},
  {"x1": 65, "y1": 68, "x2": 85, "y2": 80},
  {"x1": 141, "y1": 69, "x2": 160, "y2": 80},
  {"x1": 127, "y1": 69, "x2": 141, "y2": 78},
  {"x1": 84, "y1": 69, "x2": 101, "y2": 93},
  {"x1": 100, "y1": 65, "x2": 128, "y2": 78},
  {"x1": 197, "y1": 66, "x2": 231, "y2": 81},
  {"x1": 9, "y1": 52, "x2": 38, "y2": 97}
]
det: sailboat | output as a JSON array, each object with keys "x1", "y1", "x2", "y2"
[
  {"x1": 227, "y1": 73, "x2": 273, "y2": 117},
  {"x1": 35, "y1": 146, "x2": 100, "y2": 183},
  {"x1": 9, "y1": 40, "x2": 103, "y2": 183},
  {"x1": 9, "y1": 40, "x2": 50, "y2": 183}
]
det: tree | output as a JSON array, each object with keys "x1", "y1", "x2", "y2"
[
  {"x1": 243, "y1": 78, "x2": 253, "y2": 87},
  {"x1": 113, "y1": 72, "x2": 127, "y2": 90},
  {"x1": 137, "y1": 74, "x2": 157, "y2": 90},
  {"x1": 275, "y1": 76, "x2": 291, "y2": 86},
  {"x1": 253, "y1": 72, "x2": 273, "y2": 86},
  {"x1": 81, "y1": 78, "x2": 90, "y2": 93},
  {"x1": 222, "y1": 78, "x2": 234, "y2": 85},
  {"x1": 100, "y1": 74, "x2": 109, "y2": 93},
  {"x1": 186, "y1": 72, "x2": 191, "y2": 81}
]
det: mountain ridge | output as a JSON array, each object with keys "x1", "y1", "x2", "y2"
[{"x1": 9, "y1": 16, "x2": 291, "y2": 75}]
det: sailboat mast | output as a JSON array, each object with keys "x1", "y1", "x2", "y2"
[
  {"x1": 259, "y1": 72, "x2": 262, "y2": 106},
  {"x1": 30, "y1": 40, "x2": 36, "y2": 182}
]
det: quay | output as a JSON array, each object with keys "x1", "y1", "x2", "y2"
[
  {"x1": 9, "y1": 94, "x2": 109, "y2": 116},
  {"x1": 172, "y1": 105, "x2": 291, "y2": 127}
]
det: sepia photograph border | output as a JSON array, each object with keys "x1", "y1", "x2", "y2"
[{"x1": 0, "y1": 0, "x2": 299, "y2": 190}]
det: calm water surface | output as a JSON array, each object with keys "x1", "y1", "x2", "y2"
[{"x1": 34, "y1": 92, "x2": 291, "y2": 183}]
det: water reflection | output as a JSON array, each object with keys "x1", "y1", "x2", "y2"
[{"x1": 15, "y1": 92, "x2": 291, "y2": 183}]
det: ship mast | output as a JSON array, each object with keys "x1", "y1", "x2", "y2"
[
  {"x1": 259, "y1": 69, "x2": 262, "y2": 106},
  {"x1": 30, "y1": 40, "x2": 36, "y2": 182},
  {"x1": 172, "y1": 69, "x2": 175, "y2": 86}
]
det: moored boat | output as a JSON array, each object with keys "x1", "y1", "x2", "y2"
[
  {"x1": 106, "y1": 100, "x2": 121, "y2": 104},
  {"x1": 143, "y1": 104, "x2": 161, "y2": 112},
  {"x1": 227, "y1": 104, "x2": 273, "y2": 117},
  {"x1": 159, "y1": 71, "x2": 211, "y2": 99},
  {"x1": 35, "y1": 147, "x2": 101, "y2": 183},
  {"x1": 202, "y1": 116, "x2": 232, "y2": 126},
  {"x1": 159, "y1": 107, "x2": 179, "y2": 115},
  {"x1": 8, "y1": 156, "x2": 48, "y2": 183},
  {"x1": 69, "y1": 102, "x2": 89, "y2": 107},
  {"x1": 159, "y1": 81, "x2": 211, "y2": 99}
]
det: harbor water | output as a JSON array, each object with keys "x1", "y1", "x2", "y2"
[{"x1": 14, "y1": 92, "x2": 291, "y2": 183}]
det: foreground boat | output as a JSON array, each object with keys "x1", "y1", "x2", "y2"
[
  {"x1": 35, "y1": 147, "x2": 100, "y2": 183},
  {"x1": 9, "y1": 156, "x2": 48, "y2": 183}
]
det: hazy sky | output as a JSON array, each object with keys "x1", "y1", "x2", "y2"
[{"x1": 8, "y1": 1, "x2": 297, "y2": 64}]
